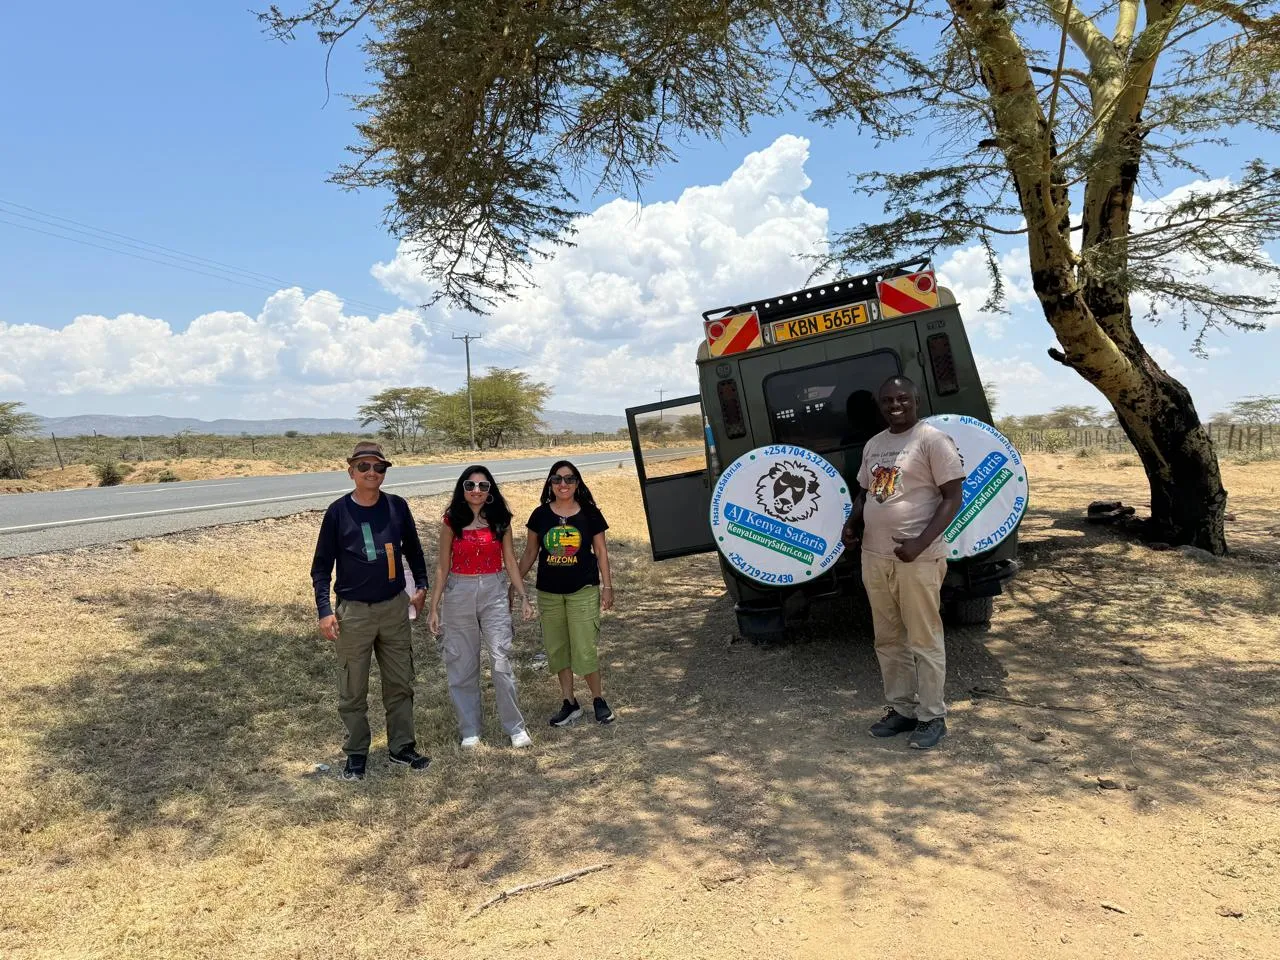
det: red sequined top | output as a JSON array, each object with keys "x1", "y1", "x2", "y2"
[{"x1": 445, "y1": 517, "x2": 505, "y2": 575}]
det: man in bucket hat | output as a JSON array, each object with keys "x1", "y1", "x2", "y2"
[{"x1": 311, "y1": 441, "x2": 431, "y2": 780}]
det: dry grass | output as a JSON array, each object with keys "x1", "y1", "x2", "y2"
[{"x1": 1, "y1": 456, "x2": 1277, "y2": 959}]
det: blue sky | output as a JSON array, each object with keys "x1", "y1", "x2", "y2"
[{"x1": 1, "y1": 2, "x2": 1276, "y2": 422}]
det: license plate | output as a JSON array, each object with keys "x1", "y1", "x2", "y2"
[{"x1": 771, "y1": 303, "x2": 870, "y2": 343}]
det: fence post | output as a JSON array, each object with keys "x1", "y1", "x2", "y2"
[{"x1": 50, "y1": 432, "x2": 65, "y2": 470}]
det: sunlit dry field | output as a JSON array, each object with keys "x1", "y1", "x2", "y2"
[{"x1": 0, "y1": 455, "x2": 1276, "y2": 958}]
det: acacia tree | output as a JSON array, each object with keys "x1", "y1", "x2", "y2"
[
  {"x1": 0, "y1": 400, "x2": 39, "y2": 479},
  {"x1": 357, "y1": 386, "x2": 441, "y2": 453},
  {"x1": 263, "y1": 0, "x2": 1280, "y2": 552},
  {"x1": 427, "y1": 368, "x2": 550, "y2": 447}
]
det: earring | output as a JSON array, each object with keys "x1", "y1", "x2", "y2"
[{"x1": 486, "y1": 494, "x2": 494, "y2": 504}]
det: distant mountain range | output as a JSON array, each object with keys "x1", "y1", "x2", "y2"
[{"x1": 34, "y1": 410, "x2": 627, "y2": 438}]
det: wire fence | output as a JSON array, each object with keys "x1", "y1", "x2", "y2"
[{"x1": 1003, "y1": 423, "x2": 1277, "y2": 456}]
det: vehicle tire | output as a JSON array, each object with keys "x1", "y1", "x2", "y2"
[{"x1": 943, "y1": 596, "x2": 994, "y2": 626}]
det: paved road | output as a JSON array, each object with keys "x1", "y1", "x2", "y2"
[{"x1": 0, "y1": 448, "x2": 693, "y2": 558}]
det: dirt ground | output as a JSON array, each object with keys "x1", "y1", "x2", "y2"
[
  {"x1": 0, "y1": 440, "x2": 639, "y2": 494},
  {"x1": 0, "y1": 454, "x2": 1276, "y2": 959}
]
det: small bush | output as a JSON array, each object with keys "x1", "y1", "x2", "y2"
[
  {"x1": 157, "y1": 469, "x2": 179, "y2": 483},
  {"x1": 94, "y1": 462, "x2": 126, "y2": 486},
  {"x1": 284, "y1": 430, "x2": 300, "y2": 438}
]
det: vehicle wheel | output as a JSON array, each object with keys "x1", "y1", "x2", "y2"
[{"x1": 943, "y1": 596, "x2": 994, "y2": 626}]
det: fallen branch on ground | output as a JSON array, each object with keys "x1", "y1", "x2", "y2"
[
  {"x1": 969, "y1": 686, "x2": 1103, "y2": 714},
  {"x1": 465, "y1": 863, "x2": 614, "y2": 920}
]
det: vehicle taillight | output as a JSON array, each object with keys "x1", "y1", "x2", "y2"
[
  {"x1": 927, "y1": 334, "x2": 960, "y2": 396},
  {"x1": 717, "y1": 379, "x2": 747, "y2": 438}
]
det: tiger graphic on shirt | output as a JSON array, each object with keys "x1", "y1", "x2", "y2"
[{"x1": 868, "y1": 462, "x2": 901, "y2": 503}]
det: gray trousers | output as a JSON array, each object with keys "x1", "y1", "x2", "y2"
[{"x1": 440, "y1": 572, "x2": 527, "y2": 738}]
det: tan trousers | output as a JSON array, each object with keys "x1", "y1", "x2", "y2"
[{"x1": 861, "y1": 551, "x2": 948, "y2": 721}]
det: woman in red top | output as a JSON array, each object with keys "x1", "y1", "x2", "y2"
[{"x1": 429, "y1": 466, "x2": 535, "y2": 749}]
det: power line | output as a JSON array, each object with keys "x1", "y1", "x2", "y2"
[{"x1": 0, "y1": 198, "x2": 544, "y2": 363}]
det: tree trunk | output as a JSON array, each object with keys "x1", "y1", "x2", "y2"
[{"x1": 1046, "y1": 313, "x2": 1228, "y2": 551}]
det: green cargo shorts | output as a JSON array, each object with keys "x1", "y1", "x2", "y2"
[{"x1": 536, "y1": 585, "x2": 600, "y2": 676}]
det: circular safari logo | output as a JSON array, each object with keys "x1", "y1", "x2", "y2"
[{"x1": 710, "y1": 446, "x2": 852, "y2": 586}]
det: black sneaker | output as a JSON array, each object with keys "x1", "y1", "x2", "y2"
[
  {"x1": 909, "y1": 718, "x2": 947, "y2": 750},
  {"x1": 388, "y1": 746, "x2": 432, "y2": 770},
  {"x1": 593, "y1": 697, "x2": 615, "y2": 724},
  {"x1": 549, "y1": 699, "x2": 583, "y2": 727},
  {"x1": 341, "y1": 754, "x2": 367, "y2": 781},
  {"x1": 869, "y1": 708, "x2": 917, "y2": 738}
]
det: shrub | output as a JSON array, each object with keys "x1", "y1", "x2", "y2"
[
  {"x1": 94, "y1": 462, "x2": 126, "y2": 486},
  {"x1": 157, "y1": 469, "x2": 179, "y2": 483}
]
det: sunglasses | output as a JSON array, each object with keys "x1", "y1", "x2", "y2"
[
  {"x1": 463, "y1": 480, "x2": 492, "y2": 492},
  {"x1": 355, "y1": 461, "x2": 389, "y2": 474},
  {"x1": 550, "y1": 475, "x2": 578, "y2": 486}
]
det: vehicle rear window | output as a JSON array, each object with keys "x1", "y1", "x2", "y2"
[{"x1": 763, "y1": 350, "x2": 901, "y2": 453}]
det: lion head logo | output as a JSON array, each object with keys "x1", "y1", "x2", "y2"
[{"x1": 755, "y1": 461, "x2": 821, "y2": 522}]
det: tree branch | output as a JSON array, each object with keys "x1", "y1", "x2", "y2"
[
  {"x1": 1045, "y1": 0, "x2": 1121, "y2": 69},
  {"x1": 1116, "y1": 0, "x2": 1140, "y2": 46},
  {"x1": 1047, "y1": 0, "x2": 1075, "y2": 133},
  {"x1": 1030, "y1": 64, "x2": 1092, "y2": 84},
  {"x1": 1189, "y1": 0, "x2": 1271, "y2": 30}
]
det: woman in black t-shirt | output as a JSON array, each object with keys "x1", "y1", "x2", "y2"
[{"x1": 519, "y1": 459, "x2": 616, "y2": 726}]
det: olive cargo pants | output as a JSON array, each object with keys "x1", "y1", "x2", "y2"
[
  {"x1": 334, "y1": 595, "x2": 417, "y2": 756},
  {"x1": 861, "y1": 551, "x2": 948, "y2": 722}
]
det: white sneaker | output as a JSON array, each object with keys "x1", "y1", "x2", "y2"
[
  {"x1": 460, "y1": 736, "x2": 481, "y2": 750},
  {"x1": 510, "y1": 730, "x2": 533, "y2": 749}
]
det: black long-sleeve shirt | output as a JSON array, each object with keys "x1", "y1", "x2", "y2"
[{"x1": 310, "y1": 492, "x2": 429, "y2": 618}]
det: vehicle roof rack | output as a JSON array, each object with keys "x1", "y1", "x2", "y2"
[{"x1": 701, "y1": 257, "x2": 932, "y2": 324}]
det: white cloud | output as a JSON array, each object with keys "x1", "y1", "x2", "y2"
[
  {"x1": 974, "y1": 353, "x2": 1045, "y2": 387},
  {"x1": 0, "y1": 290, "x2": 436, "y2": 414},
  {"x1": 935, "y1": 246, "x2": 1039, "y2": 339},
  {"x1": 7, "y1": 142, "x2": 1278, "y2": 421}
]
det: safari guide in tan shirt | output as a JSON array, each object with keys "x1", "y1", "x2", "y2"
[{"x1": 843, "y1": 376, "x2": 965, "y2": 750}]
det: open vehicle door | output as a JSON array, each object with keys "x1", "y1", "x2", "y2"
[{"x1": 625, "y1": 395, "x2": 716, "y2": 561}]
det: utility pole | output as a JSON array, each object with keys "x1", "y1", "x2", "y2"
[
  {"x1": 656, "y1": 387, "x2": 666, "y2": 423},
  {"x1": 453, "y1": 332, "x2": 482, "y2": 450}
]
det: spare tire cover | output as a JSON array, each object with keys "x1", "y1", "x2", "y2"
[
  {"x1": 924, "y1": 414, "x2": 1028, "y2": 559},
  {"x1": 709, "y1": 444, "x2": 853, "y2": 586}
]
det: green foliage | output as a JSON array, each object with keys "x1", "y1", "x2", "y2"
[
  {"x1": 261, "y1": 0, "x2": 778, "y2": 313},
  {"x1": 358, "y1": 386, "x2": 442, "y2": 453},
  {"x1": 1229, "y1": 394, "x2": 1280, "y2": 425},
  {"x1": 0, "y1": 400, "x2": 39, "y2": 439},
  {"x1": 94, "y1": 462, "x2": 126, "y2": 487},
  {"x1": 427, "y1": 368, "x2": 550, "y2": 448},
  {"x1": 674, "y1": 414, "x2": 704, "y2": 439},
  {"x1": 157, "y1": 469, "x2": 180, "y2": 483}
]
